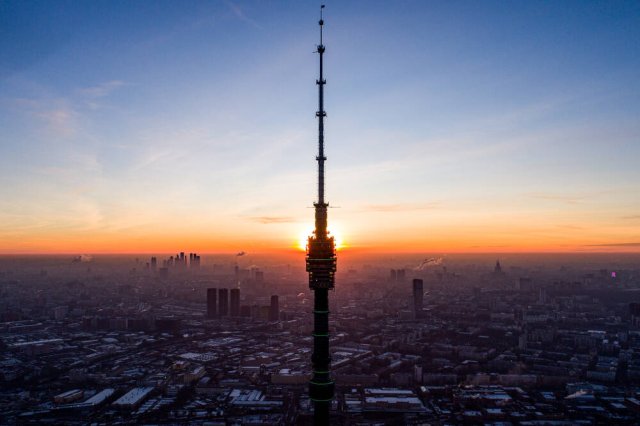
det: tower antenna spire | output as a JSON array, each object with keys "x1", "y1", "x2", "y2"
[
  {"x1": 320, "y1": 4, "x2": 325, "y2": 45},
  {"x1": 307, "y1": 4, "x2": 336, "y2": 425}
]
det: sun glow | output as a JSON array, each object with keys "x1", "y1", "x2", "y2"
[{"x1": 296, "y1": 226, "x2": 345, "y2": 251}]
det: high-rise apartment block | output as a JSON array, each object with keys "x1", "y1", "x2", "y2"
[
  {"x1": 413, "y1": 279, "x2": 423, "y2": 319},
  {"x1": 270, "y1": 295, "x2": 279, "y2": 322},
  {"x1": 207, "y1": 288, "x2": 217, "y2": 319}
]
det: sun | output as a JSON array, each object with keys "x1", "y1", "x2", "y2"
[{"x1": 297, "y1": 226, "x2": 345, "y2": 251}]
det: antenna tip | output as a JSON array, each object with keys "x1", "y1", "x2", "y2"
[{"x1": 319, "y1": 19, "x2": 324, "y2": 26}]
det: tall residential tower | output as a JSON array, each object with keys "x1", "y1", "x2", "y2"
[
  {"x1": 306, "y1": 5, "x2": 336, "y2": 425},
  {"x1": 413, "y1": 279, "x2": 424, "y2": 319}
]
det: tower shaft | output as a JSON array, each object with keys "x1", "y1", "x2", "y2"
[{"x1": 306, "y1": 5, "x2": 336, "y2": 425}]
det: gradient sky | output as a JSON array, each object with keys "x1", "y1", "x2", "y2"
[{"x1": 1, "y1": 1, "x2": 639, "y2": 254}]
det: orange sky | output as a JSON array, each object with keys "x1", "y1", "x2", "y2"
[{"x1": 1, "y1": 214, "x2": 638, "y2": 254}]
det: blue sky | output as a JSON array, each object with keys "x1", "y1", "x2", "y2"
[{"x1": 1, "y1": 1, "x2": 639, "y2": 253}]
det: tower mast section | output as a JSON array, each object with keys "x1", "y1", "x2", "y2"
[
  {"x1": 306, "y1": 4, "x2": 336, "y2": 425},
  {"x1": 317, "y1": 4, "x2": 326, "y2": 209}
]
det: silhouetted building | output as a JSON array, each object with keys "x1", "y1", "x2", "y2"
[
  {"x1": 270, "y1": 295, "x2": 279, "y2": 322},
  {"x1": 397, "y1": 269, "x2": 406, "y2": 282},
  {"x1": 390, "y1": 269, "x2": 397, "y2": 282},
  {"x1": 190, "y1": 253, "x2": 200, "y2": 269},
  {"x1": 255, "y1": 270, "x2": 264, "y2": 284},
  {"x1": 218, "y1": 288, "x2": 229, "y2": 317},
  {"x1": 631, "y1": 303, "x2": 640, "y2": 327},
  {"x1": 495, "y1": 260, "x2": 502, "y2": 274},
  {"x1": 413, "y1": 279, "x2": 423, "y2": 319},
  {"x1": 177, "y1": 252, "x2": 186, "y2": 269},
  {"x1": 150, "y1": 256, "x2": 157, "y2": 272},
  {"x1": 230, "y1": 288, "x2": 240, "y2": 317},
  {"x1": 207, "y1": 288, "x2": 217, "y2": 319}
]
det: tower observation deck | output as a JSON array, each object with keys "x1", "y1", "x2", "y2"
[{"x1": 306, "y1": 5, "x2": 336, "y2": 425}]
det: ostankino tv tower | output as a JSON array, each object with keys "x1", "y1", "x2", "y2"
[{"x1": 306, "y1": 5, "x2": 336, "y2": 425}]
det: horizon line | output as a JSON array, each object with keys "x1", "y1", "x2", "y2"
[{"x1": 1, "y1": 250, "x2": 639, "y2": 256}]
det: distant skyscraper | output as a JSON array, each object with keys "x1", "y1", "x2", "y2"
[
  {"x1": 190, "y1": 253, "x2": 201, "y2": 269},
  {"x1": 306, "y1": 6, "x2": 336, "y2": 424},
  {"x1": 412, "y1": 279, "x2": 423, "y2": 319},
  {"x1": 218, "y1": 288, "x2": 229, "y2": 317},
  {"x1": 494, "y1": 260, "x2": 502, "y2": 274},
  {"x1": 230, "y1": 288, "x2": 240, "y2": 317},
  {"x1": 269, "y1": 295, "x2": 279, "y2": 322},
  {"x1": 150, "y1": 256, "x2": 157, "y2": 272},
  {"x1": 207, "y1": 288, "x2": 217, "y2": 319},
  {"x1": 397, "y1": 269, "x2": 406, "y2": 282},
  {"x1": 390, "y1": 269, "x2": 397, "y2": 282}
]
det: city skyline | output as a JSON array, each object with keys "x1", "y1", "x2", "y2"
[{"x1": 2, "y1": 1, "x2": 640, "y2": 254}]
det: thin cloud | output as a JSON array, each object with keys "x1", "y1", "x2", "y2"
[
  {"x1": 528, "y1": 192, "x2": 586, "y2": 204},
  {"x1": 364, "y1": 202, "x2": 440, "y2": 212},
  {"x1": 225, "y1": 0, "x2": 262, "y2": 29},
  {"x1": 79, "y1": 80, "x2": 125, "y2": 98},
  {"x1": 248, "y1": 216, "x2": 298, "y2": 224},
  {"x1": 586, "y1": 242, "x2": 640, "y2": 247},
  {"x1": 9, "y1": 96, "x2": 78, "y2": 138},
  {"x1": 36, "y1": 107, "x2": 76, "y2": 138},
  {"x1": 556, "y1": 224, "x2": 584, "y2": 230},
  {"x1": 621, "y1": 215, "x2": 640, "y2": 220}
]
